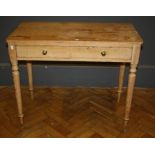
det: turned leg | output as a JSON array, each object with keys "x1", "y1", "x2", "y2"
[
  {"x1": 12, "y1": 64, "x2": 24, "y2": 124},
  {"x1": 117, "y1": 64, "x2": 126, "y2": 103},
  {"x1": 9, "y1": 45, "x2": 24, "y2": 124},
  {"x1": 26, "y1": 62, "x2": 34, "y2": 100},
  {"x1": 124, "y1": 64, "x2": 137, "y2": 127}
]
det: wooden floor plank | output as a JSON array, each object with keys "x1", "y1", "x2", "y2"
[{"x1": 0, "y1": 87, "x2": 155, "y2": 138}]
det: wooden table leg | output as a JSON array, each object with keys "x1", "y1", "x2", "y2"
[
  {"x1": 26, "y1": 62, "x2": 34, "y2": 100},
  {"x1": 9, "y1": 45, "x2": 24, "y2": 124},
  {"x1": 124, "y1": 64, "x2": 137, "y2": 127},
  {"x1": 117, "y1": 64, "x2": 125, "y2": 103}
]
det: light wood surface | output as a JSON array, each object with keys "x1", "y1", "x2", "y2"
[
  {"x1": 16, "y1": 46, "x2": 132, "y2": 62},
  {"x1": 6, "y1": 22, "x2": 143, "y2": 127},
  {"x1": 7, "y1": 22, "x2": 143, "y2": 43}
]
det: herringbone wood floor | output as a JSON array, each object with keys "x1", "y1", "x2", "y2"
[{"x1": 0, "y1": 87, "x2": 155, "y2": 138}]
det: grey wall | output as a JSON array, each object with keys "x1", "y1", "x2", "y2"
[{"x1": 0, "y1": 16, "x2": 155, "y2": 88}]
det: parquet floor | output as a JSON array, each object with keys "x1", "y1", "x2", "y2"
[{"x1": 0, "y1": 87, "x2": 155, "y2": 138}]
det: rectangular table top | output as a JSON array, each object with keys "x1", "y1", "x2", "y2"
[{"x1": 7, "y1": 22, "x2": 143, "y2": 45}]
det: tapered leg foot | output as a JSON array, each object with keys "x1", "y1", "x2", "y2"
[
  {"x1": 30, "y1": 91, "x2": 34, "y2": 100},
  {"x1": 123, "y1": 119, "x2": 128, "y2": 132},
  {"x1": 19, "y1": 114, "x2": 24, "y2": 124},
  {"x1": 117, "y1": 91, "x2": 121, "y2": 103}
]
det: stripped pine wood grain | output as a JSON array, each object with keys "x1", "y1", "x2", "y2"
[{"x1": 7, "y1": 22, "x2": 143, "y2": 126}]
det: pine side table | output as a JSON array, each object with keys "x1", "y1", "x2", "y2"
[{"x1": 6, "y1": 22, "x2": 143, "y2": 126}]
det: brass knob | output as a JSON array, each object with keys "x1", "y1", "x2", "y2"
[
  {"x1": 42, "y1": 50, "x2": 47, "y2": 55},
  {"x1": 101, "y1": 51, "x2": 106, "y2": 56}
]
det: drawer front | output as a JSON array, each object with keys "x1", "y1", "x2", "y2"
[{"x1": 16, "y1": 46, "x2": 132, "y2": 62}]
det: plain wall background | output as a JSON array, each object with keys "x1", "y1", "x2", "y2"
[{"x1": 0, "y1": 16, "x2": 155, "y2": 87}]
